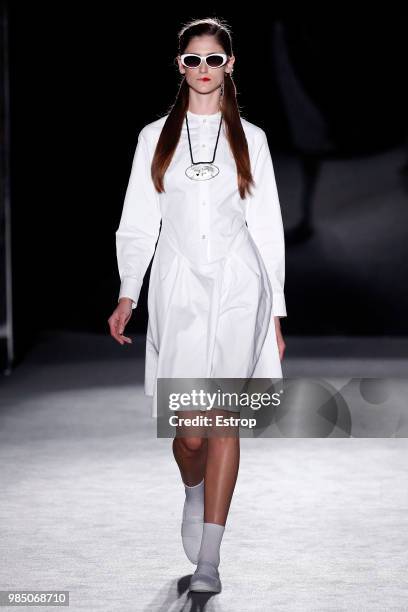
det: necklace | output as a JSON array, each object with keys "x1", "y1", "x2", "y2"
[{"x1": 185, "y1": 112, "x2": 223, "y2": 181}]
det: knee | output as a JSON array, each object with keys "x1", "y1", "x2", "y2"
[{"x1": 178, "y1": 436, "x2": 206, "y2": 453}]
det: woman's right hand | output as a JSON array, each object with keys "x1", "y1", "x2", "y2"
[{"x1": 108, "y1": 298, "x2": 134, "y2": 345}]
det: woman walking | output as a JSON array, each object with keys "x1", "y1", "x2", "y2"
[{"x1": 108, "y1": 17, "x2": 287, "y2": 594}]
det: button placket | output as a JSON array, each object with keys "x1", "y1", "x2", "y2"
[
  {"x1": 198, "y1": 182, "x2": 206, "y2": 253},
  {"x1": 199, "y1": 121, "x2": 208, "y2": 157},
  {"x1": 201, "y1": 181, "x2": 210, "y2": 260},
  {"x1": 196, "y1": 120, "x2": 212, "y2": 260},
  {"x1": 199, "y1": 140, "x2": 207, "y2": 154}
]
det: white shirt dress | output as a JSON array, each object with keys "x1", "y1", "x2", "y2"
[{"x1": 116, "y1": 109, "x2": 287, "y2": 418}]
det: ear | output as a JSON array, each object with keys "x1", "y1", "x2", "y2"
[
  {"x1": 226, "y1": 55, "x2": 235, "y2": 74},
  {"x1": 175, "y1": 55, "x2": 185, "y2": 75}
]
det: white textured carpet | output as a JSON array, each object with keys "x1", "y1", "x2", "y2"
[{"x1": 1, "y1": 331, "x2": 408, "y2": 611}]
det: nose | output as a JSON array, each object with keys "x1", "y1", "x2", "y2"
[{"x1": 199, "y1": 61, "x2": 209, "y2": 74}]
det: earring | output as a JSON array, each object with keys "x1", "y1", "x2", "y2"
[{"x1": 220, "y1": 81, "x2": 224, "y2": 96}]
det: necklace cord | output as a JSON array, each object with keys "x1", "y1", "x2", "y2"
[{"x1": 185, "y1": 113, "x2": 223, "y2": 165}]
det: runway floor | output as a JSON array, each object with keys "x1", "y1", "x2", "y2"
[{"x1": 1, "y1": 331, "x2": 408, "y2": 611}]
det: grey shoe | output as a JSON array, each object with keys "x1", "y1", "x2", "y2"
[
  {"x1": 181, "y1": 502, "x2": 203, "y2": 564},
  {"x1": 189, "y1": 561, "x2": 222, "y2": 593}
]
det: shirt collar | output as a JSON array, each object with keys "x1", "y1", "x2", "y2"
[{"x1": 186, "y1": 109, "x2": 222, "y2": 124}]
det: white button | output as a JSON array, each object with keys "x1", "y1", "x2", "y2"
[
  {"x1": 203, "y1": 119, "x2": 206, "y2": 123},
  {"x1": 202, "y1": 144, "x2": 206, "y2": 148},
  {"x1": 201, "y1": 234, "x2": 206, "y2": 239},
  {"x1": 202, "y1": 201, "x2": 206, "y2": 206}
]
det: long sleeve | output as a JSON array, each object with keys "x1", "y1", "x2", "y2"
[
  {"x1": 245, "y1": 130, "x2": 287, "y2": 317},
  {"x1": 115, "y1": 130, "x2": 162, "y2": 309}
]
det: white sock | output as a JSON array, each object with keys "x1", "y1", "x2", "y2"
[
  {"x1": 183, "y1": 478, "x2": 204, "y2": 520},
  {"x1": 197, "y1": 522, "x2": 225, "y2": 568}
]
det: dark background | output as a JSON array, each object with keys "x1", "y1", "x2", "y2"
[{"x1": 6, "y1": 6, "x2": 408, "y2": 360}]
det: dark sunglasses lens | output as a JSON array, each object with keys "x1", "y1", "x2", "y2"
[
  {"x1": 183, "y1": 55, "x2": 201, "y2": 68},
  {"x1": 206, "y1": 54, "x2": 225, "y2": 67}
]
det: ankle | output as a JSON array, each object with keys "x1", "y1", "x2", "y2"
[{"x1": 183, "y1": 477, "x2": 204, "y2": 488}]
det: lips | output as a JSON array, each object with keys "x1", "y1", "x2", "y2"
[{"x1": 199, "y1": 78, "x2": 211, "y2": 81}]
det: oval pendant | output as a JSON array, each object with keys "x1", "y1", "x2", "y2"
[{"x1": 185, "y1": 163, "x2": 219, "y2": 181}]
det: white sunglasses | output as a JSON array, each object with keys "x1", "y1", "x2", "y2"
[{"x1": 180, "y1": 53, "x2": 228, "y2": 69}]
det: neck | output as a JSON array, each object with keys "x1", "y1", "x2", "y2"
[{"x1": 187, "y1": 89, "x2": 222, "y2": 115}]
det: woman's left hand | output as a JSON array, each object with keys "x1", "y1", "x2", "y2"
[{"x1": 274, "y1": 316, "x2": 286, "y2": 361}]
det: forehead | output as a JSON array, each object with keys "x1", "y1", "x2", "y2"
[{"x1": 184, "y1": 35, "x2": 224, "y2": 54}]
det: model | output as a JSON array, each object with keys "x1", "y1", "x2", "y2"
[{"x1": 108, "y1": 16, "x2": 287, "y2": 595}]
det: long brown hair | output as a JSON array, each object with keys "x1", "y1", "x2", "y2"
[{"x1": 151, "y1": 17, "x2": 255, "y2": 200}]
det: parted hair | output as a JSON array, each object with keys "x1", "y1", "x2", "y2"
[{"x1": 151, "y1": 17, "x2": 255, "y2": 200}]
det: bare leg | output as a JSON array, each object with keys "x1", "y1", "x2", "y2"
[
  {"x1": 172, "y1": 409, "x2": 240, "y2": 521},
  {"x1": 189, "y1": 409, "x2": 240, "y2": 592},
  {"x1": 204, "y1": 408, "x2": 240, "y2": 526}
]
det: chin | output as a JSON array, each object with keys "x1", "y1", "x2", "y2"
[{"x1": 190, "y1": 83, "x2": 219, "y2": 94}]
